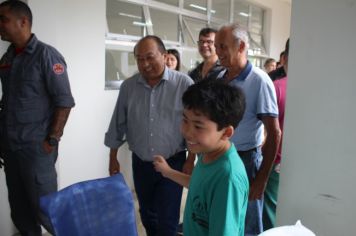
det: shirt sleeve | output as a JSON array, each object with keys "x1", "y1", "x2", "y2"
[
  {"x1": 257, "y1": 75, "x2": 278, "y2": 118},
  {"x1": 43, "y1": 46, "x2": 75, "y2": 108},
  {"x1": 209, "y1": 175, "x2": 248, "y2": 236},
  {"x1": 104, "y1": 81, "x2": 129, "y2": 148}
]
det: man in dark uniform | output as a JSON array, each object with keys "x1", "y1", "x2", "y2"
[{"x1": 0, "y1": 1, "x2": 75, "y2": 235}]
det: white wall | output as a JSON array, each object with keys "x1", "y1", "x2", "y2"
[
  {"x1": 252, "y1": 0, "x2": 291, "y2": 59},
  {"x1": 0, "y1": 0, "x2": 291, "y2": 235},
  {"x1": 28, "y1": 0, "x2": 134, "y2": 189},
  {"x1": 277, "y1": 0, "x2": 356, "y2": 235}
]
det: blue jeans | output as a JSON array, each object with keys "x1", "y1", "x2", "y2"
[
  {"x1": 132, "y1": 151, "x2": 185, "y2": 236},
  {"x1": 238, "y1": 148, "x2": 263, "y2": 236},
  {"x1": 3, "y1": 142, "x2": 58, "y2": 236}
]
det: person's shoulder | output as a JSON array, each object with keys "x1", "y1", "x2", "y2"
[
  {"x1": 273, "y1": 75, "x2": 287, "y2": 85},
  {"x1": 251, "y1": 65, "x2": 269, "y2": 79},
  {"x1": 225, "y1": 146, "x2": 248, "y2": 181},
  {"x1": 268, "y1": 66, "x2": 286, "y2": 81},
  {"x1": 188, "y1": 62, "x2": 203, "y2": 73},
  {"x1": 248, "y1": 65, "x2": 275, "y2": 86},
  {"x1": 121, "y1": 73, "x2": 140, "y2": 87},
  {"x1": 168, "y1": 69, "x2": 194, "y2": 85},
  {"x1": 37, "y1": 39, "x2": 65, "y2": 59}
]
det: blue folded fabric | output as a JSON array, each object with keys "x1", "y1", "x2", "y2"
[{"x1": 40, "y1": 173, "x2": 138, "y2": 236}]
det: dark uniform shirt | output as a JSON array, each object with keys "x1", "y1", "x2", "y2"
[
  {"x1": 188, "y1": 60, "x2": 226, "y2": 83},
  {"x1": 0, "y1": 34, "x2": 75, "y2": 151}
]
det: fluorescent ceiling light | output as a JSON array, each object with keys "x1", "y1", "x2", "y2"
[
  {"x1": 118, "y1": 12, "x2": 142, "y2": 19},
  {"x1": 132, "y1": 21, "x2": 152, "y2": 27},
  {"x1": 239, "y1": 12, "x2": 249, "y2": 17},
  {"x1": 189, "y1": 4, "x2": 216, "y2": 14}
]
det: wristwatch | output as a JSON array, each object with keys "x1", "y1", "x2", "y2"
[{"x1": 47, "y1": 136, "x2": 59, "y2": 147}]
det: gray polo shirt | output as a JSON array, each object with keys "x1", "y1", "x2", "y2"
[
  {"x1": 105, "y1": 67, "x2": 194, "y2": 161},
  {"x1": 228, "y1": 61, "x2": 278, "y2": 151}
]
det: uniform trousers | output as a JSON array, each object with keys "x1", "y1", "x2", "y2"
[{"x1": 3, "y1": 142, "x2": 57, "y2": 236}]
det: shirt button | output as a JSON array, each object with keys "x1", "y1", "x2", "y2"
[
  {"x1": 150, "y1": 118, "x2": 154, "y2": 122},
  {"x1": 150, "y1": 133, "x2": 153, "y2": 137},
  {"x1": 151, "y1": 148, "x2": 154, "y2": 151}
]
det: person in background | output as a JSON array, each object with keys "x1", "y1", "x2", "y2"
[
  {"x1": 269, "y1": 49, "x2": 288, "y2": 81},
  {"x1": 154, "y1": 79, "x2": 249, "y2": 236},
  {"x1": 105, "y1": 35, "x2": 194, "y2": 236},
  {"x1": 188, "y1": 27, "x2": 225, "y2": 83},
  {"x1": 264, "y1": 58, "x2": 277, "y2": 73},
  {"x1": 215, "y1": 23, "x2": 281, "y2": 236},
  {"x1": 166, "y1": 48, "x2": 180, "y2": 71},
  {"x1": 276, "y1": 51, "x2": 285, "y2": 68},
  {"x1": 0, "y1": 1, "x2": 75, "y2": 235},
  {"x1": 263, "y1": 38, "x2": 289, "y2": 231}
]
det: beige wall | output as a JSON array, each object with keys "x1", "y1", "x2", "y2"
[{"x1": 277, "y1": 0, "x2": 356, "y2": 235}]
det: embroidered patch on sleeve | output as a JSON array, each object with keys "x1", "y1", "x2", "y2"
[{"x1": 53, "y1": 63, "x2": 65, "y2": 75}]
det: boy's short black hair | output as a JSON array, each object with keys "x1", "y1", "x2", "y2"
[
  {"x1": 182, "y1": 79, "x2": 245, "y2": 130},
  {"x1": 0, "y1": 0, "x2": 32, "y2": 27}
]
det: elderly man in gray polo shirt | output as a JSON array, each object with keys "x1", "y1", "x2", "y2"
[
  {"x1": 105, "y1": 35, "x2": 193, "y2": 236},
  {"x1": 215, "y1": 23, "x2": 281, "y2": 235}
]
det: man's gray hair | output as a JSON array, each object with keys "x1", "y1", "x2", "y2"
[{"x1": 221, "y1": 23, "x2": 250, "y2": 50}]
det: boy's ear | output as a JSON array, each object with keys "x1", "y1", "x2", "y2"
[{"x1": 222, "y1": 126, "x2": 234, "y2": 140}]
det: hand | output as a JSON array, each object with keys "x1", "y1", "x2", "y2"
[
  {"x1": 153, "y1": 155, "x2": 171, "y2": 177},
  {"x1": 109, "y1": 157, "x2": 120, "y2": 176},
  {"x1": 43, "y1": 140, "x2": 54, "y2": 154},
  {"x1": 249, "y1": 174, "x2": 267, "y2": 200},
  {"x1": 182, "y1": 159, "x2": 194, "y2": 175}
]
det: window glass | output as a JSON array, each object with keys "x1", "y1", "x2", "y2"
[
  {"x1": 182, "y1": 16, "x2": 207, "y2": 47},
  {"x1": 233, "y1": 1, "x2": 249, "y2": 27},
  {"x1": 105, "y1": 0, "x2": 269, "y2": 89},
  {"x1": 105, "y1": 46, "x2": 137, "y2": 90},
  {"x1": 210, "y1": 22, "x2": 222, "y2": 31},
  {"x1": 154, "y1": 0, "x2": 179, "y2": 7},
  {"x1": 184, "y1": 0, "x2": 207, "y2": 15},
  {"x1": 250, "y1": 5, "x2": 263, "y2": 34},
  {"x1": 249, "y1": 32, "x2": 266, "y2": 56},
  {"x1": 107, "y1": 0, "x2": 145, "y2": 36},
  {"x1": 211, "y1": 0, "x2": 230, "y2": 22},
  {"x1": 181, "y1": 48, "x2": 201, "y2": 73},
  {"x1": 150, "y1": 8, "x2": 179, "y2": 41}
]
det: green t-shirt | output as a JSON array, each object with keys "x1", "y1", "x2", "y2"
[{"x1": 183, "y1": 143, "x2": 249, "y2": 236}]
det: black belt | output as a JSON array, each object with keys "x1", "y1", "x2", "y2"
[{"x1": 237, "y1": 147, "x2": 258, "y2": 155}]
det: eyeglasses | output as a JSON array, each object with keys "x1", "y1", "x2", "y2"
[{"x1": 197, "y1": 40, "x2": 214, "y2": 45}]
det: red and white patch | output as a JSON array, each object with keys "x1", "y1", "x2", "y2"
[{"x1": 52, "y1": 63, "x2": 65, "y2": 75}]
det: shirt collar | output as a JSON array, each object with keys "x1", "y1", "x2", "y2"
[
  {"x1": 234, "y1": 60, "x2": 252, "y2": 81},
  {"x1": 10, "y1": 34, "x2": 38, "y2": 55}
]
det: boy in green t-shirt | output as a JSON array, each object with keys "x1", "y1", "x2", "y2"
[{"x1": 154, "y1": 79, "x2": 249, "y2": 236}]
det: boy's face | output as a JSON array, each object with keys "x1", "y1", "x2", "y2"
[{"x1": 181, "y1": 108, "x2": 229, "y2": 154}]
